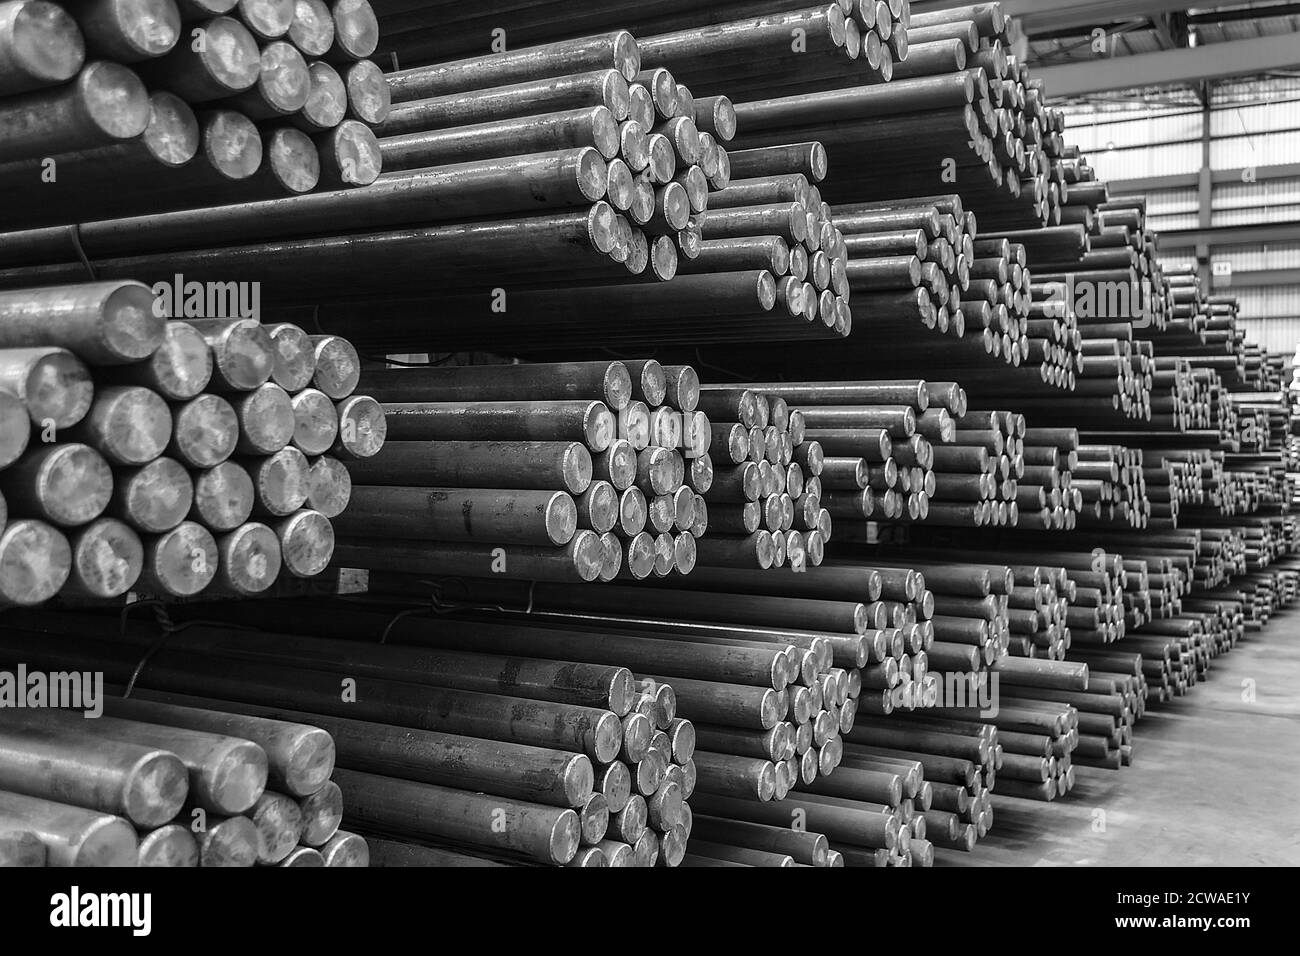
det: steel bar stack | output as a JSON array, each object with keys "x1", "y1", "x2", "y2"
[
  {"x1": 661, "y1": 555, "x2": 1004, "y2": 861},
  {"x1": 323, "y1": 574, "x2": 867, "y2": 865},
  {"x1": 0, "y1": 0, "x2": 387, "y2": 226},
  {"x1": 374, "y1": 1, "x2": 908, "y2": 93},
  {"x1": 0, "y1": 604, "x2": 698, "y2": 866},
  {"x1": 0, "y1": 280, "x2": 381, "y2": 605},
  {"x1": 385, "y1": 553, "x2": 1033, "y2": 865},
  {"x1": 691, "y1": 384, "x2": 828, "y2": 571},
  {"x1": 721, "y1": 7, "x2": 1061, "y2": 232},
  {"x1": 0, "y1": 642, "x2": 358, "y2": 866},
  {"x1": 2, "y1": 0, "x2": 1299, "y2": 876},
  {"x1": 0, "y1": 30, "x2": 856, "y2": 353},
  {"x1": 708, "y1": 379, "x2": 1051, "y2": 531},
  {"x1": 681, "y1": 141, "x2": 855, "y2": 341},
  {"x1": 0, "y1": 33, "x2": 657, "y2": 303},
  {"x1": 966, "y1": 197, "x2": 1170, "y2": 424},
  {"x1": 301, "y1": 39, "x2": 858, "y2": 351},
  {"x1": 331, "y1": 359, "x2": 708, "y2": 583},
  {"x1": 827, "y1": 196, "x2": 1047, "y2": 372}
]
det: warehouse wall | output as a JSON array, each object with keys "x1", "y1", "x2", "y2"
[{"x1": 1066, "y1": 78, "x2": 1300, "y2": 356}]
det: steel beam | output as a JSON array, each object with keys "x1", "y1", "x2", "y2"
[
  {"x1": 1109, "y1": 163, "x2": 1300, "y2": 194},
  {"x1": 1036, "y1": 33, "x2": 1300, "y2": 97},
  {"x1": 913, "y1": 0, "x2": 1196, "y2": 34},
  {"x1": 1157, "y1": 222, "x2": 1300, "y2": 249},
  {"x1": 1208, "y1": 268, "x2": 1300, "y2": 289}
]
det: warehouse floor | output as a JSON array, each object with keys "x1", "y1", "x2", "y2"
[{"x1": 938, "y1": 614, "x2": 1300, "y2": 866}]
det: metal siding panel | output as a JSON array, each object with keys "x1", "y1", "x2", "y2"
[
  {"x1": 1211, "y1": 204, "x2": 1300, "y2": 227},
  {"x1": 1210, "y1": 243, "x2": 1300, "y2": 272},
  {"x1": 1209, "y1": 97, "x2": 1300, "y2": 136},
  {"x1": 1087, "y1": 142, "x2": 1202, "y2": 180},
  {"x1": 1232, "y1": 286, "x2": 1300, "y2": 322},
  {"x1": 1064, "y1": 107, "x2": 1201, "y2": 150},
  {"x1": 1158, "y1": 252, "x2": 1199, "y2": 272},
  {"x1": 1146, "y1": 186, "x2": 1199, "y2": 215},
  {"x1": 1238, "y1": 316, "x2": 1300, "y2": 354},
  {"x1": 1210, "y1": 131, "x2": 1300, "y2": 168}
]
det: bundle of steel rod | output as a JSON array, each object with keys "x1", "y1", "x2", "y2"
[
  {"x1": 986, "y1": 656, "x2": 1126, "y2": 781},
  {"x1": 366, "y1": 38, "x2": 726, "y2": 292},
  {"x1": 693, "y1": 194, "x2": 1088, "y2": 394},
  {"x1": 0, "y1": 0, "x2": 387, "y2": 227},
  {"x1": 0, "y1": 646, "x2": 358, "y2": 866},
  {"x1": 692, "y1": 744, "x2": 941, "y2": 866},
  {"x1": 815, "y1": 549, "x2": 1127, "y2": 798},
  {"x1": 955, "y1": 243, "x2": 1279, "y2": 441},
  {"x1": 687, "y1": 384, "x2": 829, "y2": 569},
  {"x1": 301, "y1": 576, "x2": 863, "y2": 845},
  {"x1": 726, "y1": 20, "x2": 1067, "y2": 231},
  {"x1": 894, "y1": 522, "x2": 1300, "y2": 708},
  {"x1": 830, "y1": 195, "x2": 989, "y2": 350},
  {"x1": 1013, "y1": 193, "x2": 1172, "y2": 331},
  {"x1": 631, "y1": 544, "x2": 1097, "y2": 838},
  {"x1": 331, "y1": 358, "x2": 708, "y2": 583},
  {"x1": 0, "y1": 604, "x2": 691, "y2": 866},
  {"x1": 837, "y1": 693, "x2": 1001, "y2": 858},
  {"x1": 713, "y1": 379, "x2": 1044, "y2": 530},
  {"x1": 267, "y1": 77, "x2": 857, "y2": 351},
  {"x1": 679, "y1": 141, "x2": 855, "y2": 341},
  {"x1": 0, "y1": 280, "x2": 381, "y2": 605},
  {"x1": 0, "y1": 39, "x2": 833, "y2": 355},
  {"x1": 374, "y1": 1, "x2": 909, "y2": 94},
  {"x1": 1, "y1": 43, "x2": 611, "y2": 276},
  {"x1": 883, "y1": 540, "x2": 1142, "y2": 644}
]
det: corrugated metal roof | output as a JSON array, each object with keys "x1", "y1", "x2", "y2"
[
  {"x1": 1028, "y1": 7, "x2": 1300, "y2": 97},
  {"x1": 1215, "y1": 77, "x2": 1300, "y2": 105}
]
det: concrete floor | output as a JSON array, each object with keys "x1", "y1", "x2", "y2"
[{"x1": 937, "y1": 611, "x2": 1300, "y2": 866}]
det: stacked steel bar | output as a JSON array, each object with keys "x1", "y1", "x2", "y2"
[
  {"x1": 0, "y1": 1, "x2": 148, "y2": 175},
  {"x1": 0, "y1": 280, "x2": 381, "y2": 604},
  {"x1": 967, "y1": 193, "x2": 1169, "y2": 421},
  {"x1": 0, "y1": 0, "x2": 387, "y2": 226},
  {"x1": 374, "y1": 1, "x2": 908, "y2": 92},
  {"x1": 683, "y1": 191, "x2": 1080, "y2": 400},
  {"x1": 0, "y1": 30, "x2": 857, "y2": 352},
  {"x1": 832, "y1": 196, "x2": 993, "y2": 355},
  {"x1": 719, "y1": 194, "x2": 1086, "y2": 400},
  {"x1": 0, "y1": 631, "x2": 358, "y2": 866},
  {"x1": 652, "y1": 557, "x2": 997, "y2": 862},
  {"x1": 692, "y1": 385, "x2": 827, "y2": 570},
  {"x1": 0, "y1": 34, "x2": 644, "y2": 295},
  {"x1": 714, "y1": 381, "x2": 937, "y2": 526},
  {"x1": 722, "y1": 9, "x2": 1062, "y2": 232},
  {"x1": 683, "y1": 141, "x2": 854, "y2": 340},
  {"x1": 370, "y1": 36, "x2": 712, "y2": 292},
  {"x1": 335, "y1": 571, "x2": 866, "y2": 865},
  {"x1": 710, "y1": 380, "x2": 1049, "y2": 530},
  {"x1": 1, "y1": 603, "x2": 697, "y2": 866},
  {"x1": 0, "y1": 38, "x2": 680, "y2": 325},
  {"x1": 332, "y1": 359, "x2": 708, "y2": 582}
]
